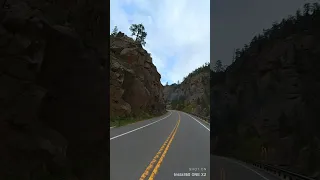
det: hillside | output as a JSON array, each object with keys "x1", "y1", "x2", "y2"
[
  {"x1": 110, "y1": 32, "x2": 166, "y2": 119},
  {"x1": 211, "y1": 3, "x2": 320, "y2": 178},
  {"x1": 164, "y1": 63, "x2": 210, "y2": 118}
]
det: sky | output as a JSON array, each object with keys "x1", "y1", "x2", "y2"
[
  {"x1": 110, "y1": 0, "x2": 210, "y2": 85},
  {"x1": 211, "y1": 0, "x2": 318, "y2": 67}
]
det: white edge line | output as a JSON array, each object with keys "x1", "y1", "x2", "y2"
[
  {"x1": 183, "y1": 112, "x2": 210, "y2": 131},
  {"x1": 110, "y1": 126, "x2": 115, "y2": 129},
  {"x1": 110, "y1": 111, "x2": 173, "y2": 140},
  {"x1": 201, "y1": 119, "x2": 210, "y2": 126},
  {"x1": 224, "y1": 157, "x2": 270, "y2": 180}
]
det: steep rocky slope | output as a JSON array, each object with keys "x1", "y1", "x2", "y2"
[
  {"x1": 164, "y1": 63, "x2": 210, "y2": 118},
  {"x1": 0, "y1": 0, "x2": 108, "y2": 179},
  {"x1": 110, "y1": 32, "x2": 165, "y2": 118},
  {"x1": 211, "y1": 3, "x2": 320, "y2": 178}
]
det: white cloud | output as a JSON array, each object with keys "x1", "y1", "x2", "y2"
[{"x1": 110, "y1": 0, "x2": 210, "y2": 85}]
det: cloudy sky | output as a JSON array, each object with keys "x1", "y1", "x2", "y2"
[
  {"x1": 110, "y1": 0, "x2": 210, "y2": 85},
  {"x1": 212, "y1": 0, "x2": 318, "y2": 67}
]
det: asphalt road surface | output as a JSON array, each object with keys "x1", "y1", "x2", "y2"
[
  {"x1": 211, "y1": 155, "x2": 282, "y2": 180},
  {"x1": 110, "y1": 110, "x2": 210, "y2": 180}
]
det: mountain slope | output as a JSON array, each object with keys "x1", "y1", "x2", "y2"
[
  {"x1": 211, "y1": 3, "x2": 320, "y2": 178},
  {"x1": 164, "y1": 63, "x2": 210, "y2": 118}
]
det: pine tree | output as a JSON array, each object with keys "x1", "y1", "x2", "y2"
[
  {"x1": 129, "y1": 24, "x2": 147, "y2": 46},
  {"x1": 214, "y1": 60, "x2": 224, "y2": 72},
  {"x1": 111, "y1": 26, "x2": 119, "y2": 36}
]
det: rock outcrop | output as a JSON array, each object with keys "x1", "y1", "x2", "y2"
[
  {"x1": 110, "y1": 32, "x2": 165, "y2": 118},
  {"x1": 0, "y1": 0, "x2": 108, "y2": 179},
  {"x1": 211, "y1": 5, "x2": 320, "y2": 178},
  {"x1": 164, "y1": 63, "x2": 210, "y2": 118}
]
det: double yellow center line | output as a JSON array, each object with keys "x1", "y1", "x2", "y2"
[{"x1": 140, "y1": 113, "x2": 181, "y2": 180}]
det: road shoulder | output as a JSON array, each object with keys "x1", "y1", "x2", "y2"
[
  {"x1": 211, "y1": 155, "x2": 282, "y2": 180},
  {"x1": 110, "y1": 111, "x2": 174, "y2": 139},
  {"x1": 180, "y1": 111, "x2": 210, "y2": 130}
]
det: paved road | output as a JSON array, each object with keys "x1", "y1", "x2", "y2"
[
  {"x1": 211, "y1": 155, "x2": 282, "y2": 180},
  {"x1": 110, "y1": 110, "x2": 210, "y2": 180}
]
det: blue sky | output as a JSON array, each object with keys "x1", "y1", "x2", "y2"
[{"x1": 110, "y1": 0, "x2": 210, "y2": 85}]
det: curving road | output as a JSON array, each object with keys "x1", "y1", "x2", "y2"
[
  {"x1": 210, "y1": 155, "x2": 283, "y2": 180},
  {"x1": 110, "y1": 110, "x2": 210, "y2": 180}
]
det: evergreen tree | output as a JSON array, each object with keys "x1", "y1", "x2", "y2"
[
  {"x1": 111, "y1": 26, "x2": 119, "y2": 36},
  {"x1": 214, "y1": 60, "x2": 224, "y2": 72},
  {"x1": 129, "y1": 24, "x2": 147, "y2": 46}
]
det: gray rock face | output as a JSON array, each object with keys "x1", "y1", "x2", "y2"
[
  {"x1": 163, "y1": 69, "x2": 210, "y2": 117},
  {"x1": 0, "y1": 0, "x2": 108, "y2": 179},
  {"x1": 163, "y1": 84, "x2": 180, "y2": 102}
]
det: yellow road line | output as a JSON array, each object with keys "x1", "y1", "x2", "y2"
[
  {"x1": 149, "y1": 113, "x2": 181, "y2": 180},
  {"x1": 139, "y1": 113, "x2": 181, "y2": 180}
]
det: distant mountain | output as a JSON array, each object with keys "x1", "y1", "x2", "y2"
[{"x1": 164, "y1": 63, "x2": 210, "y2": 118}]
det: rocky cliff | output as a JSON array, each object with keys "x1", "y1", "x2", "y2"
[
  {"x1": 211, "y1": 3, "x2": 320, "y2": 178},
  {"x1": 164, "y1": 63, "x2": 210, "y2": 118},
  {"x1": 110, "y1": 32, "x2": 165, "y2": 118},
  {"x1": 0, "y1": 0, "x2": 108, "y2": 179}
]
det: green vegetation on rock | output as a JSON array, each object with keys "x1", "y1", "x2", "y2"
[
  {"x1": 110, "y1": 111, "x2": 166, "y2": 128},
  {"x1": 164, "y1": 62, "x2": 210, "y2": 119},
  {"x1": 111, "y1": 26, "x2": 119, "y2": 36}
]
